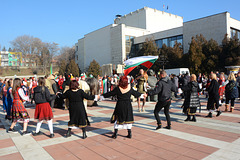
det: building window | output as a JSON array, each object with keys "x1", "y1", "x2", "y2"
[
  {"x1": 231, "y1": 28, "x2": 240, "y2": 39},
  {"x1": 125, "y1": 35, "x2": 135, "y2": 59},
  {"x1": 170, "y1": 37, "x2": 177, "y2": 48},
  {"x1": 162, "y1": 38, "x2": 168, "y2": 47}
]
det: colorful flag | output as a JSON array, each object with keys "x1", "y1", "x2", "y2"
[{"x1": 124, "y1": 56, "x2": 158, "y2": 75}]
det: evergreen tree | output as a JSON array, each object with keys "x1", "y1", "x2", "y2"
[
  {"x1": 201, "y1": 39, "x2": 221, "y2": 73},
  {"x1": 88, "y1": 59, "x2": 101, "y2": 77},
  {"x1": 187, "y1": 36, "x2": 206, "y2": 74},
  {"x1": 138, "y1": 38, "x2": 159, "y2": 56},
  {"x1": 66, "y1": 59, "x2": 80, "y2": 77},
  {"x1": 221, "y1": 34, "x2": 240, "y2": 68}
]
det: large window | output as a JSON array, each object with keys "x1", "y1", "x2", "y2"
[
  {"x1": 170, "y1": 37, "x2": 177, "y2": 48},
  {"x1": 125, "y1": 35, "x2": 135, "y2": 59},
  {"x1": 231, "y1": 28, "x2": 240, "y2": 39}
]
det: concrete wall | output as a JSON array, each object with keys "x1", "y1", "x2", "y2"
[
  {"x1": 145, "y1": 7, "x2": 183, "y2": 33},
  {"x1": 229, "y1": 17, "x2": 240, "y2": 30},
  {"x1": 114, "y1": 8, "x2": 147, "y2": 30},
  {"x1": 183, "y1": 12, "x2": 229, "y2": 53},
  {"x1": 75, "y1": 38, "x2": 85, "y2": 71}
]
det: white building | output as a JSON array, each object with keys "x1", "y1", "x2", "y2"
[{"x1": 75, "y1": 7, "x2": 240, "y2": 72}]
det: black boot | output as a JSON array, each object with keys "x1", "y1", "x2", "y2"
[
  {"x1": 190, "y1": 115, "x2": 197, "y2": 122},
  {"x1": 156, "y1": 124, "x2": 162, "y2": 130},
  {"x1": 66, "y1": 128, "x2": 71, "y2": 137},
  {"x1": 216, "y1": 110, "x2": 222, "y2": 117},
  {"x1": 184, "y1": 115, "x2": 191, "y2": 121},
  {"x1": 112, "y1": 129, "x2": 118, "y2": 139},
  {"x1": 82, "y1": 128, "x2": 87, "y2": 139},
  {"x1": 127, "y1": 129, "x2": 132, "y2": 138},
  {"x1": 206, "y1": 112, "x2": 212, "y2": 118},
  {"x1": 164, "y1": 125, "x2": 171, "y2": 130}
]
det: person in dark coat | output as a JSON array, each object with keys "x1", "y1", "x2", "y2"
[
  {"x1": 146, "y1": 70, "x2": 177, "y2": 130},
  {"x1": 206, "y1": 73, "x2": 221, "y2": 118},
  {"x1": 182, "y1": 74, "x2": 201, "y2": 122},
  {"x1": 58, "y1": 80, "x2": 98, "y2": 139},
  {"x1": 33, "y1": 77, "x2": 54, "y2": 138},
  {"x1": 225, "y1": 73, "x2": 239, "y2": 112},
  {"x1": 101, "y1": 76, "x2": 142, "y2": 139}
]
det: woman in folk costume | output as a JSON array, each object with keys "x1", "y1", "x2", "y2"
[
  {"x1": 6, "y1": 79, "x2": 13, "y2": 120},
  {"x1": 206, "y1": 73, "x2": 221, "y2": 118},
  {"x1": 182, "y1": 74, "x2": 201, "y2": 122},
  {"x1": 32, "y1": 77, "x2": 54, "y2": 138},
  {"x1": 101, "y1": 76, "x2": 143, "y2": 139},
  {"x1": 58, "y1": 80, "x2": 99, "y2": 139},
  {"x1": 136, "y1": 69, "x2": 148, "y2": 112},
  {"x1": 218, "y1": 73, "x2": 226, "y2": 106},
  {"x1": 8, "y1": 78, "x2": 30, "y2": 135},
  {"x1": 30, "y1": 77, "x2": 38, "y2": 103},
  {"x1": 2, "y1": 78, "x2": 9, "y2": 119}
]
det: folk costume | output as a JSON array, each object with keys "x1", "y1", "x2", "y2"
[
  {"x1": 78, "y1": 78, "x2": 90, "y2": 112},
  {"x1": 33, "y1": 86, "x2": 54, "y2": 137},
  {"x1": 102, "y1": 86, "x2": 142, "y2": 138},
  {"x1": 58, "y1": 89, "x2": 97, "y2": 139},
  {"x1": 182, "y1": 81, "x2": 201, "y2": 122},
  {"x1": 11, "y1": 88, "x2": 30, "y2": 122}
]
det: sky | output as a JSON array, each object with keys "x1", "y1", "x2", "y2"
[{"x1": 0, "y1": 0, "x2": 239, "y2": 50}]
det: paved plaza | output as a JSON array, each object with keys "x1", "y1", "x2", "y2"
[{"x1": 0, "y1": 98, "x2": 240, "y2": 160}]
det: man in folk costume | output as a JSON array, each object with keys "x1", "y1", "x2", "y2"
[{"x1": 78, "y1": 74, "x2": 90, "y2": 112}]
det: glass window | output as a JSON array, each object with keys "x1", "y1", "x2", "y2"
[
  {"x1": 231, "y1": 29, "x2": 236, "y2": 38},
  {"x1": 177, "y1": 35, "x2": 183, "y2": 47},
  {"x1": 156, "y1": 40, "x2": 163, "y2": 48},
  {"x1": 170, "y1": 37, "x2": 177, "y2": 48},
  {"x1": 162, "y1": 38, "x2": 168, "y2": 47}
]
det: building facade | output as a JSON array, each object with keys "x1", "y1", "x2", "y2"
[
  {"x1": 0, "y1": 51, "x2": 22, "y2": 66},
  {"x1": 75, "y1": 7, "x2": 240, "y2": 72}
]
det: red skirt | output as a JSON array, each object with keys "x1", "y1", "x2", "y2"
[{"x1": 34, "y1": 102, "x2": 53, "y2": 121}]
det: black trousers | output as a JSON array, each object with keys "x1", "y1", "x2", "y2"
[
  {"x1": 154, "y1": 100, "x2": 171, "y2": 126},
  {"x1": 50, "y1": 94, "x2": 56, "y2": 109},
  {"x1": 226, "y1": 98, "x2": 235, "y2": 107}
]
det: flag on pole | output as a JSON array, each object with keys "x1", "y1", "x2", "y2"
[
  {"x1": 50, "y1": 64, "x2": 52, "y2": 75},
  {"x1": 124, "y1": 56, "x2": 158, "y2": 75}
]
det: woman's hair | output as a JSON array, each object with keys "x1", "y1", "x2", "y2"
[
  {"x1": 211, "y1": 73, "x2": 217, "y2": 81},
  {"x1": 118, "y1": 76, "x2": 129, "y2": 89},
  {"x1": 12, "y1": 78, "x2": 22, "y2": 93},
  {"x1": 228, "y1": 72, "x2": 236, "y2": 81},
  {"x1": 70, "y1": 80, "x2": 79, "y2": 90},
  {"x1": 38, "y1": 77, "x2": 46, "y2": 92},
  {"x1": 190, "y1": 74, "x2": 197, "y2": 82},
  {"x1": 6, "y1": 79, "x2": 13, "y2": 90},
  {"x1": 38, "y1": 77, "x2": 45, "y2": 86}
]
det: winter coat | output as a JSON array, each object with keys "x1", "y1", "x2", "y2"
[
  {"x1": 33, "y1": 86, "x2": 52, "y2": 104},
  {"x1": 148, "y1": 77, "x2": 177, "y2": 102},
  {"x1": 225, "y1": 80, "x2": 239, "y2": 99},
  {"x1": 182, "y1": 81, "x2": 201, "y2": 111},
  {"x1": 207, "y1": 79, "x2": 219, "y2": 98}
]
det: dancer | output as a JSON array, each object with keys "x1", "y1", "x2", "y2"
[
  {"x1": 206, "y1": 73, "x2": 221, "y2": 118},
  {"x1": 6, "y1": 79, "x2": 13, "y2": 120},
  {"x1": 58, "y1": 80, "x2": 98, "y2": 139},
  {"x1": 32, "y1": 77, "x2": 54, "y2": 138},
  {"x1": 225, "y1": 73, "x2": 238, "y2": 112},
  {"x1": 136, "y1": 69, "x2": 148, "y2": 112},
  {"x1": 8, "y1": 78, "x2": 30, "y2": 135},
  {"x1": 78, "y1": 74, "x2": 90, "y2": 112},
  {"x1": 182, "y1": 74, "x2": 201, "y2": 122},
  {"x1": 146, "y1": 70, "x2": 177, "y2": 130},
  {"x1": 1, "y1": 78, "x2": 9, "y2": 119},
  {"x1": 101, "y1": 76, "x2": 143, "y2": 139}
]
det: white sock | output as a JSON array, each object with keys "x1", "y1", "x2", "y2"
[
  {"x1": 36, "y1": 121, "x2": 43, "y2": 133},
  {"x1": 47, "y1": 119, "x2": 54, "y2": 134}
]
